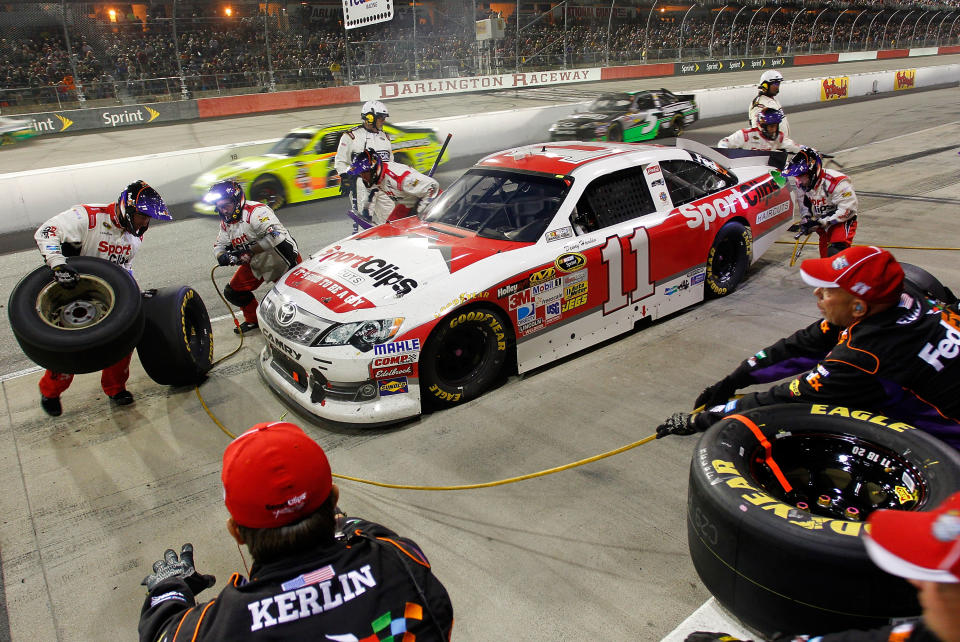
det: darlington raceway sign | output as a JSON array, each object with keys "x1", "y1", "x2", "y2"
[
  {"x1": 361, "y1": 68, "x2": 601, "y2": 101},
  {"x1": 678, "y1": 56, "x2": 794, "y2": 76}
]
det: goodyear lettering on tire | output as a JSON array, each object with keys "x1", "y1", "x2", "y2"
[
  {"x1": 429, "y1": 383, "x2": 461, "y2": 402},
  {"x1": 448, "y1": 310, "x2": 507, "y2": 351}
]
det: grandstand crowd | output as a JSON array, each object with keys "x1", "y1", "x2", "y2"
[{"x1": 1, "y1": 0, "x2": 959, "y2": 110}]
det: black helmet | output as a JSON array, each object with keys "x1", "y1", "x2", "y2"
[
  {"x1": 204, "y1": 180, "x2": 246, "y2": 224},
  {"x1": 782, "y1": 147, "x2": 823, "y2": 190},
  {"x1": 116, "y1": 180, "x2": 171, "y2": 236}
]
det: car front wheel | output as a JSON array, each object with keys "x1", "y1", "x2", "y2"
[
  {"x1": 419, "y1": 307, "x2": 510, "y2": 408},
  {"x1": 705, "y1": 222, "x2": 751, "y2": 298},
  {"x1": 250, "y1": 176, "x2": 286, "y2": 209}
]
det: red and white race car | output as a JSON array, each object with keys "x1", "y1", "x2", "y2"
[{"x1": 257, "y1": 139, "x2": 794, "y2": 424}]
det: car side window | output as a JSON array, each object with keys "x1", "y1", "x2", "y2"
[
  {"x1": 317, "y1": 132, "x2": 341, "y2": 154},
  {"x1": 575, "y1": 167, "x2": 656, "y2": 232},
  {"x1": 635, "y1": 95, "x2": 653, "y2": 110},
  {"x1": 660, "y1": 159, "x2": 731, "y2": 207}
]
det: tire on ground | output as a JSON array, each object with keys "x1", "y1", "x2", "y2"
[
  {"x1": 419, "y1": 307, "x2": 510, "y2": 408},
  {"x1": 137, "y1": 286, "x2": 214, "y2": 386},
  {"x1": 704, "y1": 221, "x2": 751, "y2": 298},
  {"x1": 250, "y1": 175, "x2": 286, "y2": 209},
  {"x1": 8, "y1": 256, "x2": 144, "y2": 374},
  {"x1": 687, "y1": 403, "x2": 960, "y2": 637},
  {"x1": 901, "y1": 262, "x2": 958, "y2": 304}
]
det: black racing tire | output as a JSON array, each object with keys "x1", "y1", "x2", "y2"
[
  {"x1": 250, "y1": 175, "x2": 286, "y2": 209},
  {"x1": 606, "y1": 124, "x2": 623, "y2": 142},
  {"x1": 901, "y1": 262, "x2": 958, "y2": 305},
  {"x1": 670, "y1": 116, "x2": 684, "y2": 138},
  {"x1": 8, "y1": 256, "x2": 144, "y2": 374},
  {"x1": 687, "y1": 403, "x2": 960, "y2": 638},
  {"x1": 704, "y1": 221, "x2": 752, "y2": 298},
  {"x1": 419, "y1": 307, "x2": 510, "y2": 408},
  {"x1": 137, "y1": 286, "x2": 214, "y2": 386}
]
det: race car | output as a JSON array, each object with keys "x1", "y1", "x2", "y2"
[
  {"x1": 256, "y1": 139, "x2": 793, "y2": 425},
  {"x1": 191, "y1": 122, "x2": 449, "y2": 213},
  {"x1": 548, "y1": 89, "x2": 699, "y2": 142},
  {"x1": 0, "y1": 116, "x2": 38, "y2": 146}
]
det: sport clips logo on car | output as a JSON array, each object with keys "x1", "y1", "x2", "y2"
[
  {"x1": 679, "y1": 177, "x2": 781, "y2": 231},
  {"x1": 313, "y1": 246, "x2": 418, "y2": 296}
]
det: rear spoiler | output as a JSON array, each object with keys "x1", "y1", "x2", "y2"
[{"x1": 675, "y1": 137, "x2": 787, "y2": 171}]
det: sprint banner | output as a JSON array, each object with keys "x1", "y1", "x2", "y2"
[
  {"x1": 20, "y1": 101, "x2": 199, "y2": 137},
  {"x1": 677, "y1": 56, "x2": 794, "y2": 76}
]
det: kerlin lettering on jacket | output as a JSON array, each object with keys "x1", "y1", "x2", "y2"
[{"x1": 247, "y1": 565, "x2": 377, "y2": 631}]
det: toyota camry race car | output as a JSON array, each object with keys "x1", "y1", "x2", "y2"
[
  {"x1": 548, "y1": 89, "x2": 699, "y2": 142},
  {"x1": 257, "y1": 139, "x2": 793, "y2": 424},
  {"x1": 191, "y1": 123, "x2": 448, "y2": 212}
]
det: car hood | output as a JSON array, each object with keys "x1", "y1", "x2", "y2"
[
  {"x1": 196, "y1": 155, "x2": 284, "y2": 185},
  {"x1": 282, "y1": 218, "x2": 523, "y2": 315},
  {"x1": 556, "y1": 112, "x2": 616, "y2": 125}
]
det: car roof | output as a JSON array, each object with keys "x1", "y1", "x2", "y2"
[
  {"x1": 477, "y1": 142, "x2": 685, "y2": 175},
  {"x1": 286, "y1": 124, "x2": 352, "y2": 136}
]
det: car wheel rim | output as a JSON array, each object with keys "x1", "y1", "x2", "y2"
[
  {"x1": 435, "y1": 325, "x2": 490, "y2": 385},
  {"x1": 254, "y1": 185, "x2": 284, "y2": 208},
  {"x1": 37, "y1": 276, "x2": 115, "y2": 330},
  {"x1": 750, "y1": 433, "x2": 926, "y2": 521},
  {"x1": 712, "y1": 236, "x2": 742, "y2": 283}
]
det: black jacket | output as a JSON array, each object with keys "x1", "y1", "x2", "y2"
[
  {"x1": 724, "y1": 290, "x2": 960, "y2": 448},
  {"x1": 139, "y1": 517, "x2": 453, "y2": 641}
]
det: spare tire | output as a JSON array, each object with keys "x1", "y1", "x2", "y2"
[
  {"x1": 137, "y1": 286, "x2": 213, "y2": 386},
  {"x1": 901, "y1": 262, "x2": 958, "y2": 305},
  {"x1": 687, "y1": 403, "x2": 960, "y2": 638},
  {"x1": 8, "y1": 256, "x2": 144, "y2": 374}
]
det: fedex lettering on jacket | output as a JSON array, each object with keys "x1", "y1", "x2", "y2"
[{"x1": 679, "y1": 177, "x2": 782, "y2": 231}]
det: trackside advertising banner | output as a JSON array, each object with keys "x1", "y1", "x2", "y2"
[
  {"x1": 358, "y1": 68, "x2": 602, "y2": 101},
  {"x1": 894, "y1": 69, "x2": 917, "y2": 90},
  {"x1": 677, "y1": 56, "x2": 793, "y2": 76},
  {"x1": 23, "y1": 101, "x2": 199, "y2": 137}
]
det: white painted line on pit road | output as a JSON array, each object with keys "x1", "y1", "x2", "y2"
[{"x1": 832, "y1": 119, "x2": 960, "y2": 155}]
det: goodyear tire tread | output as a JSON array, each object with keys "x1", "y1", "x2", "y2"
[
  {"x1": 137, "y1": 286, "x2": 213, "y2": 386},
  {"x1": 704, "y1": 221, "x2": 751, "y2": 298}
]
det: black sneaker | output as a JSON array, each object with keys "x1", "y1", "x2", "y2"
[
  {"x1": 109, "y1": 390, "x2": 134, "y2": 406},
  {"x1": 41, "y1": 395, "x2": 62, "y2": 417},
  {"x1": 234, "y1": 321, "x2": 260, "y2": 335}
]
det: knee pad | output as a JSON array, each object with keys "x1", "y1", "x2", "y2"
[
  {"x1": 223, "y1": 284, "x2": 255, "y2": 308},
  {"x1": 827, "y1": 242, "x2": 849, "y2": 257}
]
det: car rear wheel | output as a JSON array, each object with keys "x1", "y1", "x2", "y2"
[
  {"x1": 705, "y1": 222, "x2": 751, "y2": 298},
  {"x1": 606, "y1": 125, "x2": 623, "y2": 142},
  {"x1": 250, "y1": 176, "x2": 286, "y2": 209},
  {"x1": 419, "y1": 307, "x2": 510, "y2": 408},
  {"x1": 670, "y1": 116, "x2": 684, "y2": 137},
  {"x1": 688, "y1": 403, "x2": 960, "y2": 637}
]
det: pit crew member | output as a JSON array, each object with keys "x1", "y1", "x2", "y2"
[
  {"x1": 718, "y1": 108, "x2": 801, "y2": 153},
  {"x1": 783, "y1": 146, "x2": 858, "y2": 257},
  {"x1": 138, "y1": 422, "x2": 454, "y2": 641},
  {"x1": 207, "y1": 180, "x2": 301, "y2": 334},
  {"x1": 348, "y1": 149, "x2": 440, "y2": 225},
  {"x1": 34, "y1": 180, "x2": 172, "y2": 417},
  {"x1": 684, "y1": 491, "x2": 960, "y2": 642},
  {"x1": 655, "y1": 246, "x2": 960, "y2": 450},
  {"x1": 749, "y1": 70, "x2": 790, "y2": 137},
  {"x1": 334, "y1": 100, "x2": 393, "y2": 221}
]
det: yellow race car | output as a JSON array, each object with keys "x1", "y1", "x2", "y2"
[{"x1": 192, "y1": 122, "x2": 449, "y2": 213}]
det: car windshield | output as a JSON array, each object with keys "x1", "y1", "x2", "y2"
[
  {"x1": 267, "y1": 133, "x2": 314, "y2": 156},
  {"x1": 587, "y1": 95, "x2": 632, "y2": 111},
  {"x1": 423, "y1": 169, "x2": 570, "y2": 242}
]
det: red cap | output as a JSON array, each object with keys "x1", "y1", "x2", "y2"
[
  {"x1": 222, "y1": 422, "x2": 332, "y2": 529},
  {"x1": 800, "y1": 245, "x2": 904, "y2": 304},
  {"x1": 863, "y1": 491, "x2": 960, "y2": 583}
]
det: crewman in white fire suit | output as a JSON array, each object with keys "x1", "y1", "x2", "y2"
[
  {"x1": 334, "y1": 100, "x2": 393, "y2": 221},
  {"x1": 749, "y1": 70, "x2": 790, "y2": 137},
  {"x1": 347, "y1": 149, "x2": 440, "y2": 224},
  {"x1": 783, "y1": 147, "x2": 859, "y2": 258},
  {"x1": 718, "y1": 108, "x2": 801, "y2": 153},
  {"x1": 205, "y1": 180, "x2": 301, "y2": 334},
  {"x1": 33, "y1": 180, "x2": 173, "y2": 416}
]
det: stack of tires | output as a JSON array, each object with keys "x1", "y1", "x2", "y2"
[{"x1": 9, "y1": 257, "x2": 213, "y2": 386}]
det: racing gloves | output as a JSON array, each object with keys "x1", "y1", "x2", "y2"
[
  {"x1": 217, "y1": 250, "x2": 253, "y2": 266},
  {"x1": 655, "y1": 410, "x2": 722, "y2": 439},
  {"x1": 339, "y1": 173, "x2": 355, "y2": 198},
  {"x1": 141, "y1": 543, "x2": 216, "y2": 594},
  {"x1": 694, "y1": 365, "x2": 752, "y2": 411},
  {"x1": 51, "y1": 263, "x2": 79, "y2": 289},
  {"x1": 788, "y1": 216, "x2": 821, "y2": 237}
]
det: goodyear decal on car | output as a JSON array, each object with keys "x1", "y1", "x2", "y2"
[
  {"x1": 379, "y1": 378, "x2": 409, "y2": 396},
  {"x1": 710, "y1": 459, "x2": 865, "y2": 537},
  {"x1": 555, "y1": 252, "x2": 586, "y2": 273}
]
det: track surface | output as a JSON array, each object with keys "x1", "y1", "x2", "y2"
[{"x1": 0, "y1": 58, "x2": 957, "y2": 641}]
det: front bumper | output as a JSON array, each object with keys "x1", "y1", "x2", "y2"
[{"x1": 257, "y1": 344, "x2": 422, "y2": 425}]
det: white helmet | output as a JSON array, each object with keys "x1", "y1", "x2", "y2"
[
  {"x1": 361, "y1": 100, "x2": 389, "y2": 126},
  {"x1": 759, "y1": 70, "x2": 784, "y2": 91}
]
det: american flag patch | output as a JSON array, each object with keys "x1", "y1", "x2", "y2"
[{"x1": 281, "y1": 564, "x2": 335, "y2": 591}]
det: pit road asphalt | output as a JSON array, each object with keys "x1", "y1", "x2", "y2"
[{"x1": 0, "y1": 57, "x2": 957, "y2": 640}]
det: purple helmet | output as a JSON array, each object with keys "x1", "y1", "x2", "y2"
[
  {"x1": 782, "y1": 147, "x2": 823, "y2": 190},
  {"x1": 204, "y1": 180, "x2": 246, "y2": 224},
  {"x1": 757, "y1": 108, "x2": 784, "y2": 140},
  {"x1": 116, "y1": 180, "x2": 171, "y2": 236},
  {"x1": 348, "y1": 149, "x2": 383, "y2": 187}
]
